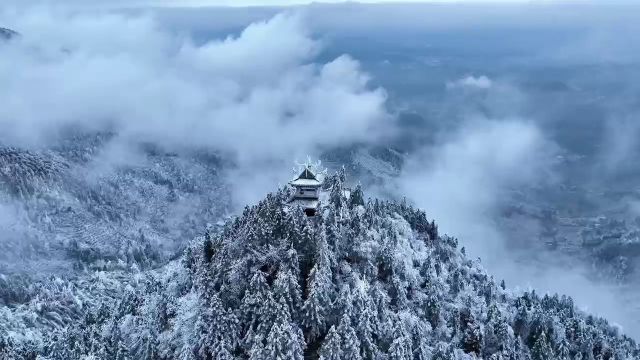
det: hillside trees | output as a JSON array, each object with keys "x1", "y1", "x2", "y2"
[{"x1": 5, "y1": 171, "x2": 635, "y2": 360}]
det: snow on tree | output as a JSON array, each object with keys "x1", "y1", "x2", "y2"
[
  {"x1": 388, "y1": 318, "x2": 412, "y2": 360},
  {"x1": 336, "y1": 312, "x2": 362, "y2": 360},
  {"x1": 349, "y1": 184, "x2": 365, "y2": 209},
  {"x1": 301, "y1": 235, "x2": 335, "y2": 342},
  {"x1": 352, "y1": 284, "x2": 379, "y2": 359},
  {"x1": 531, "y1": 330, "x2": 554, "y2": 360},
  {"x1": 319, "y1": 325, "x2": 342, "y2": 360},
  {"x1": 15, "y1": 170, "x2": 639, "y2": 360}
]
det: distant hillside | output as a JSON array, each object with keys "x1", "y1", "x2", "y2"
[
  {"x1": 0, "y1": 139, "x2": 229, "y2": 296},
  {"x1": 3, "y1": 170, "x2": 637, "y2": 359}
]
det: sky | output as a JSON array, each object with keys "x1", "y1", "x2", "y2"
[
  {"x1": 161, "y1": 0, "x2": 580, "y2": 5},
  {"x1": 2, "y1": 0, "x2": 607, "y2": 8}
]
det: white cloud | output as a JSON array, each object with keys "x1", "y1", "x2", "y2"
[
  {"x1": 399, "y1": 120, "x2": 554, "y2": 261},
  {"x1": 0, "y1": 8, "x2": 390, "y2": 206},
  {"x1": 446, "y1": 75, "x2": 493, "y2": 90},
  {"x1": 397, "y1": 119, "x2": 640, "y2": 336}
]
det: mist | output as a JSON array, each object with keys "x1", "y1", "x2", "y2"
[
  {"x1": 3, "y1": 0, "x2": 640, "y2": 346},
  {"x1": 396, "y1": 65, "x2": 640, "y2": 337},
  {"x1": 0, "y1": 7, "x2": 390, "y2": 206}
]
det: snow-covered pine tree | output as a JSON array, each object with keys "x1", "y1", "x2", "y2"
[
  {"x1": 531, "y1": 330, "x2": 554, "y2": 360},
  {"x1": 274, "y1": 248, "x2": 303, "y2": 323},
  {"x1": 336, "y1": 312, "x2": 362, "y2": 360},
  {"x1": 31, "y1": 170, "x2": 640, "y2": 360},
  {"x1": 265, "y1": 295, "x2": 305, "y2": 360},
  {"x1": 349, "y1": 184, "x2": 365, "y2": 209},
  {"x1": 0, "y1": 335, "x2": 18, "y2": 360},
  {"x1": 302, "y1": 234, "x2": 335, "y2": 342},
  {"x1": 319, "y1": 325, "x2": 342, "y2": 360},
  {"x1": 387, "y1": 318, "x2": 412, "y2": 360},
  {"x1": 352, "y1": 285, "x2": 379, "y2": 359}
]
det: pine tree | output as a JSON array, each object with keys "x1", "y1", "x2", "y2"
[
  {"x1": 213, "y1": 340, "x2": 235, "y2": 360},
  {"x1": 115, "y1": 343, "x2": 132, "y2": 360},
  {"x1": 197, "y1": 288, "x2": 238, "y2": 358},
  {"x1": 294, "y1": 217, "x2": 316, "y2": 263},
  {"x1": 432, "y1": 343, "x2": 456, "y2": 360},
  {"x1": 274, "y1": 252, "x2": 303, "y2": 323},
  {"x1": 388, "y1": 320, "x2": 412, "y2": 360},
  {"x1": 556, "y1": 337, "x2": 571, "y2": 360},
  {"x1": 319, "y1": 325, "x2": 343, "y2": 360},
  {"x1": 461, "y1": 312, "x2": 483, "y2": 355},
  {"x1": 337, "y1": 313, "x2": 362, "y2": 360},
  {"x1": 247, "y1": 332, "x2": 266, "y2": 360},
  {"x1": 496, "y1": 318, "x2": 513, "y2": 352},
  {"x1": 425, "y1": 295, "x2": 441, "y2": 330},
  {"x1": 353, "y1": 288, "x2": 379, "y2": 359},
  {"x1": 514, "y1": 302, "x2": 529, "y2": 339},
  {"x1": 349, "y1": 184, "x2": 365, "y2": 209},
  {"x1": 324, "y1": 210, "x2": 340, "y2": 252},
  {"x1": 329, "y1": 177, "x2": 344, "y2": 210},
  {"x1": 241, "y1": 271, "x2": 276, "y2": 350},
  {"x1": 531, "y1": 331, "x2": 554, "y2": 360},
  {"x1": 0, "y1": 335, "x2": 18, "y2": 360},
  {"x1": 105, "y1": 319, "x2": 129, "y2": 360},
  {"x1": 136, "y1": 329, "x2": 159, "y2": 360},
  {"x1": 265, "y1": 296, "x2": 305, "y2": 360},
  {"x1": 302, "y1": 236, "x2": 335, "y2": 341},
  {"x1": 47, "y1": 327, "x2": 86, "y2": 360},
  {"x1": 485, "y1": 303, "x2": 511, "y2": 357}
]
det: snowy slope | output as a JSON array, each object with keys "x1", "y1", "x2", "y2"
[
  {"x1": 0, "y1": 136, "x2": 231, "y2": 274},
  {"x1": 3, "y1": 172, "x2": 636, "y2": 359},
  {"x1": 0, "y1": 136, "x2": 232, "y2": 350}
]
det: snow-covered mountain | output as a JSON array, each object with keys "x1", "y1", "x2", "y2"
[
  {"x1": 0, "y1": 137, "x2": 231, "y2": 277},
  {"x1": 2, "y1": 171, "x2": 637, "y2": 359}
]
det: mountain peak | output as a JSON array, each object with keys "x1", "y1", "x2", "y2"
[{"x1": 10, "y1": 171, "x2": 635, "y2": 360}]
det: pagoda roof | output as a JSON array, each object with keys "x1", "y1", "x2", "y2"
[
  {"x1": 298, "y1": 168, "x2": 317, "y2": 180},
  {"x1": 290, "y1": 167, "x2": 321, "y2": 186},
  {"x1": 290, "y1": 178, "x2": 321, "y2": 186}
]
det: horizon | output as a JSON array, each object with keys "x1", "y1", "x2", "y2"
[{"x1": 3, "y1": 0, "x2": 640, "y2": 9}]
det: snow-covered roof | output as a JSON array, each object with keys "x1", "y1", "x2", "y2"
[
  {"x1": 290, "y1": 178, "x2": 321, "y2": 186},
  {"x1": 290, "y1": 167, "x2": 321, "y2": 187}
]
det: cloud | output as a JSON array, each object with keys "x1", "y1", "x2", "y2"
[
  {"x1": 397, "y1": 111, "x2": 640, "y2": 337},
  {"x1": 0, "y1": 8, "x2": 390, "y2": 206},
  {"x1": 399, "y1": 119, "x2": 555, "y2": 260},
  {"x1": 598, "y1": 115, "x2": 640, "y2": 176},
  {"x1": 446, "y1": 75, "x2": 492, "y2": 90}
]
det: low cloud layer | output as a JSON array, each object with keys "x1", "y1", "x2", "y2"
[
  {"x1": 398, "y1": 106, "x2": 640, "y2": 337},
  {"x1": 0, "y1": 8, "x2": 390, "y2": 205},
  {"x1": 446, "y1": 75, "x2": 493, "y2": 90},
  {"x1": 399, "y1": 119, "x2": 555, "y2": 261}
]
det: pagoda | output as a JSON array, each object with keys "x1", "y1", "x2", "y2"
[{"x1": 288, "y1": 165, "x2": 322, "y2": 216}]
